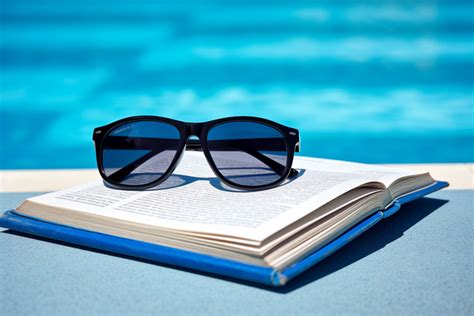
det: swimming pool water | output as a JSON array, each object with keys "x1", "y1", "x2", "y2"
[{"x1": 1, "y1": 0, "x2": 473, "y2": 169}]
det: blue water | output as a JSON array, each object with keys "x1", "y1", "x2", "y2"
[{"x1": 1, "y1": 0, "x2": 473, "y2": 169}]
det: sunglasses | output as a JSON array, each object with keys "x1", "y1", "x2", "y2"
[{"x1": 93, "y1": 116, "x2": 300, "y2": 190}]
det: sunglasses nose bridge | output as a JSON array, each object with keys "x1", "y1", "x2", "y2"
[
  {"x1": 185, "y1": 122, "x2": 204, "y2": 137},
  {"x1": 184, "y1": 123, "x2": 204, "y2": 151}
]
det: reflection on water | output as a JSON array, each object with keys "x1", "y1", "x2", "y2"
[{"x1": 1, "y1": 0, "x2": 473, "y2": 168}]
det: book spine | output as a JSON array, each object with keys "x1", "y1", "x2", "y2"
[{"x1": 0, "y1": 211, "x2": 279, "y2": 286}]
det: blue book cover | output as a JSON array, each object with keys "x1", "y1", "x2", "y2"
[{"x1": 0, "y1": 181, "x2": 448, "y2": 286}]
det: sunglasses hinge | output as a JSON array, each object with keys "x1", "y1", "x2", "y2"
[{"x1": 92, "y1": 128, "x2": 103, "y2": 141}]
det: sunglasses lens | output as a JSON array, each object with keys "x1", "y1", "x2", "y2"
[
  {"x1": 207, "y1": 121, "x2": 289, "y2": 187},
  {"x1": 101, "y1": 121, "x2": 181, "y2": 186}
]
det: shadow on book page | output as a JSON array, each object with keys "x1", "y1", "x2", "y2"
[{"x1": 102, "y1": 170, "x2": 306, "y2": 192}]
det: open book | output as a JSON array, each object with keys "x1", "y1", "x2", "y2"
[{"x1": 9, "y1": 152, "x2": 446, "y2": 276}]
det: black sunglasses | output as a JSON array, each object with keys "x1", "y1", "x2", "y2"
[{"x1": 93, "y1": 116, "x2": 300, "y2": 191}]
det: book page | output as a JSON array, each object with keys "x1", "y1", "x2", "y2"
[
  {"x1": 23, "y1": 152, "x2": 424, "y2": 241},
  {"x1": 293, "y1": 156, "x2": 427, "y2": 187}
]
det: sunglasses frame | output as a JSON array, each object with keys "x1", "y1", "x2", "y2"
[{"x1": 93, "y1": 116, "x2": 300, "y2": 191}]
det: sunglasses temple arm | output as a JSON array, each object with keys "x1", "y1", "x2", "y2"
[
  {"x1": 106, "y1": 148, "x2": 163, "y2": 183},
  {"x1": 221, "y1": 143, "x2": 298, "y2": 179},
  {"x1": 102, "y1": 136, "x2": 175, "y2": 183},
  {"x1": 189, "y1": 139, "x2": 298, "y2": 178},
  {"x1": 104, "y1": 137, "x2": 297, "y2": 183}
]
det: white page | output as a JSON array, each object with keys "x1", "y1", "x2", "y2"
[
  {"x1": 24, "y1": 152, "x2": 422, "y2": 241},
  {"x1": 293, "y1": 156, "x2": 426, "y2": 186}
]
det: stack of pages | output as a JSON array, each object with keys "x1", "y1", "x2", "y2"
[{"x1": 1, "y1": 152, "x2": 447, "y2": 286}]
